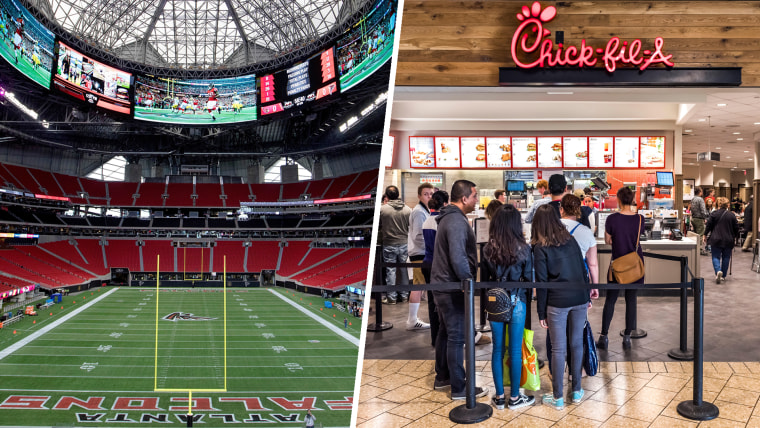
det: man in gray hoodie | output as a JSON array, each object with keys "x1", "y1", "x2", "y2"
[
  {"x1": 431, "y1": 179, "x2": 488, "y2": 400},
  {"x1": 379, "y1": 185, "x2": 412, "y2": 304}
]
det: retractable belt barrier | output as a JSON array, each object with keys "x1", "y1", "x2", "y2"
[{"x1": 370, "y1": 255, "x2": 718, "y2": 423}]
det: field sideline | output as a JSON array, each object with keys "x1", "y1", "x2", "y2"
[{"x1": 0, "y1": 286, "x2": 358, "y2": 427}]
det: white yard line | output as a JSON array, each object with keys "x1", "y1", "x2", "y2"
[
  {"x1": 267, "y1": 289, "x2": 359, "y2": 347},
  {"x1": 0, "y1": 288, "x2": 119, "y2": 361}
]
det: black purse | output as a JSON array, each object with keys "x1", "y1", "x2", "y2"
[{"x1": 485, "y1": 265, "x2": 514, "y2": 323}]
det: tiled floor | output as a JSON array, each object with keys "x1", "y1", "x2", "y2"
[
  {"x1": 359, "y1": 249, "x2": 760, "y2": 427},
  {"x1": 358, "y1": 359, "x2": 760, "y2": 427}
]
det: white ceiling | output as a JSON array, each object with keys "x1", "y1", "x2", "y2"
[{"x1": 390, "y1": 87, "x2": 759, "y2": 170}]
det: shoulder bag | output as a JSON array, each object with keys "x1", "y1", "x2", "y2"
[
  {"x1": 608, "y1": 215, "x2": 645, "y2": 284},
  {"x1": 485, "y1": 265, "x2": 514, "y2": 323}
]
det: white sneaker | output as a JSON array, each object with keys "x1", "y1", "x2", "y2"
[
  {"x1": 716, "y1": 272, "x2": 723, "y2": 284},
  {"x1": 407, "y1": 319, "x2": 430, "y2": 330}
]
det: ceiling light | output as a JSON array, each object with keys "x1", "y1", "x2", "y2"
[
  {"x1": 755, "y1": 122, "x2": 760, "y2": 125},
  {"x1": 733, "y1": 132, "x2": 741, "y2": 135},
  {"x1": 715, "y1": 147, "x2": 721, "y2": 150},
  {"x1": 745, "y1": 151, "x2": 750, "y2": 153},
  {"x1": 749, "y1": 158, "x2": 754, "y2": 160},
  {"x1": 717, "y1": 103, "x2": 727, "y2": 107},
  {"x1": 737, "y1": 138, "x2": 744, "y2": 141},
  {"x1": 685, "y1": 129, "x2": 692, "y2": 132},
  {"x1": 547, "y1": 91, "x2": 574, "y2": 95},
  {"x1": 726, "y1": 156, "x2": 731, "y2": 159},
  {"x1": 698, "y1": 119, "x2": 706, "y2": 122}
]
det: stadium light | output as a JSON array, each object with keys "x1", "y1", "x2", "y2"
[{"x1": 1, "y1": 90, "x2": 39, "y2": 120}]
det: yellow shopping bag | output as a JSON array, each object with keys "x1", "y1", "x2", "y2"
[{"x1": 503, "y1": 328, "x2": 541, "y2": 391}]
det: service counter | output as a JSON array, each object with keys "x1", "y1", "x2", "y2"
[{"x1": 596, "y1": 236, "x2": 699, "y2": 286}]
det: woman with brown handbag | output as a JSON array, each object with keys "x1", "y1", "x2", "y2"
[{"x1": 597, "y1": 186, "x2": 645, "y2": 351}]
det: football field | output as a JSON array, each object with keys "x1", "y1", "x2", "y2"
[
  {"x1": 0, "y1": 287, "x2": 359, "y2": 427},
  {"x1": 134, "y1": 107, "x2": 257, "y2": 124},
  {"x1": 0, "y1": 38, "x2": 51, "y2": 89}
]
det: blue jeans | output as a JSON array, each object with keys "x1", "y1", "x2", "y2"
[
  {"x1": 711, "y1": 245, "x2": 732, "y2": 276},
  {"x1": 546, "y1": 303, "x2": 587, "y2": 399},
  {"x1": 382, "y1": 244, "x2": 408, "y2": 300},
  {"x1": 432, "y1": 291, "x2": 466, "y2": 394},
  {"x1": 490, "y1": 299, "x2": 526, "y2": 398}
]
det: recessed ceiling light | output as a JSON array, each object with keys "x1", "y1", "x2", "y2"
[
  {"x1": 698, "y1": 119, "x2": 707, "y2": 122},
  {"x1": 733, "y1": 132, "x2": 741, "y2": 135},
  {"x1": 755, "y1": 122, "x2": 760, "y2": 125},
  {"x1": 713, "y1": 164, "x2": 718, "y2": 167},
  {"x1": 749, "y1": 158, "x2": 754, "y2": 160},
  {"x1": 737, "y1": 138, "x2": 744, "y2": 141},
  {"x1": 685, "y1": 129, "x2": 692, "y2": 132},
  {"x1": 726, "y1": 156, "x2": 731, "y2": 159},
  {"x1": 745, "y1": 150, "x2": 750, "y2": 153},
  {"x1": 717, "y1": 103, "x2": 727, "y2": 107},
  {"x1": 715, "y1": 147, "x2": 722, "y2": 150},
  {"x1": 547, "y1": 91, "x2": 574, "y2": 95}
]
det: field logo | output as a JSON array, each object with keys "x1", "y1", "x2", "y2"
[
  {"x1": 162, "y1": 312, "x2": 217, "y2": 321},
  {"x1": 511, "y1": 2, "x2": 674, "y2": 72}
]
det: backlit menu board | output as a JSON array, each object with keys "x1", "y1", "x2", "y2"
[
  {"x1": 486, "y1": 137, "x2": 512, "y2": 168},
  {"x1": 537, "y1": 137, "x2": 562, "y2": 168},
  {"x1": 589, "y1": 137, "x2": 613, "y2": 168},
  {"x1": 563, "y1": 137, "x2": 588, "y2": 168},
  {"x1": 512, "y1": 137, "x2": 537, "y2": 168},
  {"x1": 435, "y1": 137, "x2": 461, "y2": 168},
  {"x1": 384, "y1": 135, "x2": 394, "y2": 168},
  {"x1": 259, "y1": 47, "x2": 338, "y2": 116},
  {"x1": 460, "y1": 137, "x2": 486, "y2": 168},
  {"x1": 614, "y1": 137, "x2": 640, "y2": 168},
  {"x1": 640, "y1": 136, "x2": 665, "y2": 168},
  {"x1": 409, "y1": 136, "x2": 435, "y2": 168}
]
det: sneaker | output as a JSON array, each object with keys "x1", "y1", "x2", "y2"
[
  {"x1": 382, "y1": 297, "x2": 396, "y2": 304},
  {"x1": 475, "y1": 332, "x2": 492, "y2": 345},
  {"x1": 407, "y1": 319, "x2": 430, "y2": 330},
  {"x1": 451, "y1": 386, "x2": 488, "y2": 400},
  {"x1": 433, "y1": 378, "x2": 451, "y2": 390},
  {"x1": 721, "y1": 276, "x2": 726, "y2": 283},
  {"x1": 491, "y1": 395, "x2": 506, "y2": 410},
  {"x1": 716, "y1": 272, "x2": 723, "y2": 284},
  {"x1": 508, "y1": 394, "x2": 535, "y2": 410},
  {"x1": 570, "y1": 389, "x2": 584, "y2": 404},
  {"x1": 542, "y1": 393, "x2": 564, "y2": 410}
]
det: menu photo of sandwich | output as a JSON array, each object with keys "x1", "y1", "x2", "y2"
[
  {"x1": 461, "y1": 137, "x2": 487, "y2": 168},
  {"x1": 512, "y1": 137, "x2": 537, "y2": 168},
  {"x1": 486, "y1": 137, "x2": 512, "y2": 168}
]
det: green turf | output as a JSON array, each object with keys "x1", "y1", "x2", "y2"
[
  {"x1": 134, "y1": 107, "x2": 257, "y2": 124},
  {"x1": 0, "y1": 287, "x2": 357, "y2": 427},
  {"x1": 0, "y1": 38, "x2": 52, "y2": 89}
]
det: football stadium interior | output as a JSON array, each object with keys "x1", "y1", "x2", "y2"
[{"x1": 0, "y1": 0, "x2": 392, "y2": 425}]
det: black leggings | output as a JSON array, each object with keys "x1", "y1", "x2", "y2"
[{"x1": 601, "y1": 288, "x2": 638, "y2": 336}]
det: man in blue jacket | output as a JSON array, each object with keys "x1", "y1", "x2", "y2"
[{"x1": 431, "y1": 179, "x2": 488, "y2": 400}]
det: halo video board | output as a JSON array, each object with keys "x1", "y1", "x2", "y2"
[{"x1": 0, "y1": 0, "x2": 55, "y2": 89}]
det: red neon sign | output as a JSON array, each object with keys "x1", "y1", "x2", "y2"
[{"x1": 510, "y1": 2, "x2": 674, "y2": 73}]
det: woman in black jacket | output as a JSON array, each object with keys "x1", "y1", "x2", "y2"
[
  {"x1": 705, "y1": 197, "x2": 739, "y2": 283},
  {"x1": 483, "y1": 204, "x2": 534, "y2": 411},
  {"x1": 532, "y1": 204, "x2": 590, "y2": 410}
]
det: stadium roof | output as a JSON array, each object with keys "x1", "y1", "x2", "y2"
[{"x1": 29, "y1": 0, "x2": 367, "y2": 69}]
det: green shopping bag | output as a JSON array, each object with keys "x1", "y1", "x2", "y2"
[{"x1": 503, "y1": 328, "x2": 541, "y2": 391}]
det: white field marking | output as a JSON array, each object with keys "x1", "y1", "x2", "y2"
[
  {"x1": 0, "y1": 374, "x2": 357, "y2": 379},
  {"x1": 0, "y1": 363, "x2": 358, "y2": 369},
  {"x1": 5, "y1": 354, "x2": 359, "y2": 359},
  {"x1": 0, "y1": 288, "x2": 119, "y2": 361},
  {"x1": 267, "y1": 289, "x2": 359, "y2": 347},
  {"x1": 0, "y1": 388, "x2": 354, "y2": 393}
]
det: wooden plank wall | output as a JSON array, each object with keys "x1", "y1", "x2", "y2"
[{"x1": 397, "y1": 1, "x2": 760, "y2": 86}]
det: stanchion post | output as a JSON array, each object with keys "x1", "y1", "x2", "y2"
[
  {"x1": 476, "y1": 288, "x2": 490, "y2": 332},
  {"x1": 677, "y1": 277, "x2": 719, "y2": 421},
  {"x1": 366, "y1": 259, "x2": 392, "y2": 332},
  {"x1": 449, "y1": 278, "x2": 492, "y2": 424},
  {"x1": 669, "y1": 256, "x2": 694, "y2": 360}
]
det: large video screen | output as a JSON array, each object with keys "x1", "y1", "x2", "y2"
[
  {"x1": 336, "y1": 0, "x2": 396, "y2": 92},
  {"x1": 52, "y1": 41, "x2": 131, "y2": 114},
  {"x1": 259, "y1": 47, "x2": 339, "y2": 116},
  {"x1": 0, "y1": 0, "x2": 55, "y2": 89},
  {"x1": 134, "y1": 74, "x2": 257, "y2": 124}
]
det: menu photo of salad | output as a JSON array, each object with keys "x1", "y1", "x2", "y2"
[
  {"x1": 588, "y1": 136, "x2": 613, "y2": 168},
  {"x1": 511, "y1": 137, "x2": 537, "y2": 168},
  {"x1": 486, "y1": 137, "x2": 512, "y2": 168},
  {"x1": 614, "y1": 137, "x2": 640, "y2": 168},
  {"x1": 409, "y1": 136, "x2": 435, "y2": 168},
  {"x1": 460, "y1": 137, "x2": 487, "y2": 168},
  {"x1": 563, "y1": 136, "x2": 588, "y2": 168},
  {"x1": 435, "y1": 136, "x2": 461, "y2": 168},
  {"x1": 640, "y1": 136, "x2": 665, "y2": 168},
  {"x1": 537, "y1": 136, "x2": 562, "y2": 168}
]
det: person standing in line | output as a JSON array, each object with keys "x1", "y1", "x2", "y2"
[
  {"x1": 483, "y1": 204, "x2": 535, "y2": 411},
  {"x1": 407, "y1": 183, "x2": 435, "y2": 330},
  {"x1": 532, "y1": 204, "x2": 591, "y2": 410},
  {"x1": 431, "y1": 180, "x2": 488, "y2": 400},
  {"x1": 548, "y1": 174, "x2": 591, "y2": 228},
  {"x1": 690, "y1": 187, "x2": 709, "y2": 256},
  {"x1": 741, "y1": 197, "x2": 754, "y2": 252},
  {"x1": 304, "y1": 409, "x2": 316, "y2": 428},
  {"x1": 524, "y1": 179, "x2": 550, "y2": 223},
  {"x1": 704, "y1": 197, "x2": 739, "y2": 283},
  {"x1": 494, "y1": 189, "x2": 507, "y2": 203},
  {"x1": 598, "y1": 186, "x2": 645, "y2": 351},
  {"x1": 422, "y1": 190, "x2": 449, "y2": 346},
  {"x1": 561, "y1": 194, "x2": 600, "y2": 288},
  {"x1": 378, "y1": 185, "x2": 411, "y2": 304}
]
